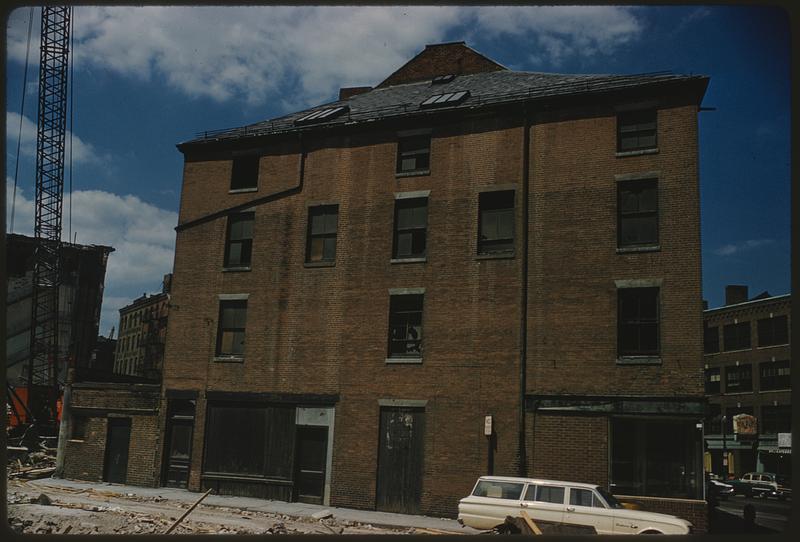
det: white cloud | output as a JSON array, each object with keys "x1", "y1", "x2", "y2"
[
  {"x1": 6, "y1": 111, "x2": 104, "y2": 165},
  {"x1": 7, "y1": 6, "x2": 645, "y2": 108},
  {"x1": 6, "y1": 184, "x2": 177, "y2": 334},
  {"x1": 713, "y1": 239, "x2": 775, "y2": 257}
]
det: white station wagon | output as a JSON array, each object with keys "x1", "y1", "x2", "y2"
[{"x1": 458, "y1": 476, "x2": 693, "y2": 535}]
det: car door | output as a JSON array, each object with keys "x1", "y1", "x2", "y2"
[
  {"x1": 520, "y1": 483, "x2": 565, "y2": 526},
  {"x1": 564, "y1": 487, "x2": 614, "y2": 535}
]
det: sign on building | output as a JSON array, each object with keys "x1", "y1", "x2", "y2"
[
  {"x1": 733, "y1": 413, "x2": 757, "y2": 436},
  {"x1": 778, "y1": 432, "x2": 791, "y2": 448}
]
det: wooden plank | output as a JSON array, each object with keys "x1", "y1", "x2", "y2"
[
  {"x1": 520, "y1": 510, "x2": 543, "y2": 535},
  {"x1": 163, "y1": 488, "x2": 213, "y2": 534}
]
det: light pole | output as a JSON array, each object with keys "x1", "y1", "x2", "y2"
[{"x1": 721, "y1": 415, "x2": 728, "y2": 477}]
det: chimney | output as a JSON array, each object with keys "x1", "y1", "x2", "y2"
[
  {"x1": 725, "y1": 285, "x2": 749, "y2": 306},
  {"x1": 162, "y1": 273, "x2": 173, "y2": 294},
  {"x1": 338, "y1": 86, "x2": 372, "y2": 100},
  {"x1": 702, "y1": 300, "x2": 708, "y2": 310}
]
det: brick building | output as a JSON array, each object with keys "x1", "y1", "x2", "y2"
[
  {"x1": 92, "y1": 42, "x2": 708, "y2": 526},
  {"x1": 113, "y1": 274, "x2": 172, "y2": 380},
  {"x1": 703, "y1": 286, "x2": 791, "y2": 481}
]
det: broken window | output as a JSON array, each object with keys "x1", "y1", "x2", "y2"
[
  {"x1": 757, "y1": 315, "x2": 788, "y2": 347},
  {"x1": 617, "y1": 109, "x2": 657, "y2": 152},
  {"x1": 306, "y1": 205, "x2": 338, "y2": 263},
  {"x1": 230, "y1": 155, "x2": 259, "y2": 191},
  {"x1": 396, "y1": 135, "x2": 430, "y2": 174},
  {"x1": 224, "y1": 212, "x2": 254, "y2": 268},
  {"x1": 71, "y1": 415, "x2": 88, "y2": 440},
  {"x1": 388, "y1": 294, "x2": 424, "y2": 358},
  {"x1": 723, "y1": 321, "x2": 751, "y2": 351},
  {"x1": 725, "y1": 364, "x2": 752, "y2": 392},
  {"x1": 618, "y1": 179, "x2": 658, "y2": 247},
  {"x1": 393, "y1": 198, "x2": 428, "y2": 259},
  {"x1": 617, "y1": 287, "x2": 660, "y2": 356},
  {"x1": 216, "y1": 300, "x2": 247, "y2": 357},
  {"x1": 759, "y1": 360, "x2": 790, "y2": 391},
  {"x1": 478, "y1": 190, "x2": 515, "y2": 255}
]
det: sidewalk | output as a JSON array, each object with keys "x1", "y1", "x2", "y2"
[{"x1": 26, "y1": 477, "x2": 480, "y2": 534}]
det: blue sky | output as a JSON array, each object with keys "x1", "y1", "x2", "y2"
[{"x1": 4, "y1": 5, "x2": 790, "y2": 334}]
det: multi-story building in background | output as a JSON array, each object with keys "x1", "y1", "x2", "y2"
[
  {"x1": 5, "y1": 233, "x2": 114, "y2": 424},
  {"x1": 59, "y1": 42, "x2": 711, "y2": 529},
  {"x1": 703, "y1": 285, "x2": 791, "y2": 481},
  {"x1": 113, "y1": 274, "x2": 172, "y2": 380}
]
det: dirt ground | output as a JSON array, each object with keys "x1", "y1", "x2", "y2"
[{"x1": 6, "y1": 478, "x2": 450, "y2": 535}]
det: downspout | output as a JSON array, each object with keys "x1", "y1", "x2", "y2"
[{"x1": 518, "y1": 103, "x2": 531, "y2": 477}]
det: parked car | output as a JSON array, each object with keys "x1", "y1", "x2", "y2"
[
  {"x1": 457, "y1": 476, "x2": 693, "y2": 535},
  {"x1": 735, "y1": 472, "x2": 791, "y2": 500},
  {"x1": 706, "y1": 475, "x2": 734, "y2": 501}
]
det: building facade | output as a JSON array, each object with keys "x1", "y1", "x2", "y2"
[
  {"x1": 113, "y1": 274, "x2": 171, "y2": 380},
  {"x1": 703, "y1": 286, "x2": 791, "y2": 481},
  {"x1": 71, "y1": 43, "x2": 709, "y2": 526}
]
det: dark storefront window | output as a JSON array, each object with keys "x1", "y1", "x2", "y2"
[
  {"x1": 725, "y1": 364, "x2": 752, "y2": 393},
  {"x1": 203, "y1": 404, "x2": 295, "y2": 478},
  {"x1": 704, "y1": 324, "x2": 719, "y2": 354},
  {"x1": 611, "y1": 418, "x2": 701, "y2": 499},
  {"x1": 757, "y1": 315, "x2": 789, "y2": 347},
  {"x1": 761, "y1": 405, "x2": 791, "y2": 435},
  {"x1": 705, "y1": 367, "x2": 721, "y2": 394},
  {"x1": 760, "y1": 360, "x2": 790, "y2": 391},
  {"x1": 723, "y1": 321, "x2": 751, "y2": 351}
]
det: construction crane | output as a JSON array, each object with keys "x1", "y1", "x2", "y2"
[{"x1": 11, "y1": 6, "x2": 72, "y2": 434}]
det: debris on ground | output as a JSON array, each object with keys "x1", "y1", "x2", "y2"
[{"x1": 7, "y1": 438, "x2": 58, "y2": 479}]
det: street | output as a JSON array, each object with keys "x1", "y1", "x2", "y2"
[{"x1": 716, "y1": 494, "x2": 791, "y2": 533}]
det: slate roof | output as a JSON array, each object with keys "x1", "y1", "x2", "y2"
[{"x1": 181, "y1": 69, "x2": 708, "y2": 147}]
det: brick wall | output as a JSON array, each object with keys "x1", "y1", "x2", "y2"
[{"x1": 62, "y1": 384, "x2": 161, "y2": 487}]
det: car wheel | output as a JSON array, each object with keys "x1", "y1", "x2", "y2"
[{"x1": 641, "y1": 530, "x2": 663, "y2": 535}]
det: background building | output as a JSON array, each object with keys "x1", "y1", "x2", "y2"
[{"x1": 703, "y1": 286, "x2": 791, "y2": 480}]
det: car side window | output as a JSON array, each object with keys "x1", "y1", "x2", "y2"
[
  {"x1": 473, "y1": 481, "x2": 525, "y2": 500},
  {"x1": 523, "y1": 485, "x2": 537, "y2": 501},
  {"x1": 569, "y1": 488, "x2": 594, "y2": 507},
  {"x1": 535, "y1": 485, "x2": 565, "y2": 504}
]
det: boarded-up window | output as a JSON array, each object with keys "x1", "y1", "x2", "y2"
[
  {"x1": 306, "y1": 205, "x2": 338, "y2": 263},
  {"x1": 617, "y1": 109, "x2": 657, "y2": 151},
  {"x1": 203, "y1": 404, "x2": 295, "y2": 478},
  {"x1": 216, "y1": 301, "x2": 247, "y2": 357},
  {"x1": 478, "y1": 190, "x2": 515, "y2": 255},
  {"x1": 393, "y1": 198, "x2": 428, "y2": 259},
  {"x1": 224, "y1": 213, "x2": 254, "y2": 268},
  {"x1": 618, "y1": 287, "x2": 660, "y2": 356},
  {"x1": 618, "y1": 179, "x2": 658, "y2": 247}
]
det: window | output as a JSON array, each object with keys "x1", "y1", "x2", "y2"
[
  {"x1": 534, "y1": 486, "x2": 565, "y2": 504},
  {"x1": 617, "y1": 287, "x2": 660, "y2": 356},
  {"x1": 761, "y1": 405, "x2": 791, "y2": 435},
  {"x1": 705, "y1": 367, "x2": 721, "y2": 394},
  {"x1": 618, "y1": 179, "x2": 658, "y2": 248},
  {"x1": 757, "y1": 315, "x2": 789, "y2": 347},
  {"x1": 224, "y1": 213, "x2": 254, "y2": 268},
  {"x1": 705, "y1": 403, "x2": 722, "y2": 435},
  {"x1": 393, "y1": 198, "x2": 428, "y2": 259},
  {"x1": 617, "y1": 109, "x2": 657, "y2": 152},
  {"x1": 523, "y1": 485, "x2": 537, "y2": 501},
  {"x1": 723, "y1": 321, "x2": 751, "y2": 351},
  {"x1": 472, "y1": 480, "x2": 524, "y2": 500},
  {"x1": 611, "y1": 418, "x2": 701, "y2": 499},
  {"x1": 396, "y1": 135, "x2": 430, "y2": 174},
  {"x1": 306, "y1": 205, "x2": 338, "y2": 263},
  {"x1": 71, "y1": 415, "x2": 88, "y2": 440},
  {"x1": 704, "y1": 324, "x2": 720, "y2": 354},
  {"x1": 216, "y1": 300, "x2": 247, "y2": 357},
  {"x1": 230, "y1": 155, "x2": 259, "y2": 191},
  {"x1": 570, "y1": 488, "x2": 602, "y2": 508},
  {"x1": 725, "y1": 364, "x2": 752, "y2": 393},
  {"x1": 388, "y1": 294, "x2": 424, "y2": 358},
  {"x1": 760, "y1": 360, "x2": 790, "y2": 391},
  {"x1": 478, "y1": 190, "x2": 515, "y2": 255}
]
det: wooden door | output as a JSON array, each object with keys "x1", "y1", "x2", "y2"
[
  {"x1": 104, "y1": 418, "x2": 131, "y2": 484},
  {"x1": 163, "y1": 418, "x2": 194, "y2": 488},
  {"x1": 294, "y1": 426, "x2": 328, "y2": 504},
  {"x1": 376, "y1": 407, "x2": 425, "y2": 514}
]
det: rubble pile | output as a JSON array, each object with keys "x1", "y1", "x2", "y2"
[{"x1": 7, "y1": 443, "x2": 58, "y2": 479}]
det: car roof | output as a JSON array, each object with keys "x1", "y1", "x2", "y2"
[{"x1": 477, "y1": 476, "x2": 599, "y2": 490}]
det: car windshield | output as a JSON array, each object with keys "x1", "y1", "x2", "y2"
[{"x1": 596, "y1": 487, "x2": 625, "y2": 509}]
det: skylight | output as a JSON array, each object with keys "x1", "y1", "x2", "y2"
[
  {"x1": 419, "y1": 90, "x2": 470, "y2": 108},
  {"x1": 432, "y1": 74, "x2": 455, "y2": 84},
  {"x1": 295, "y1": 106, "x2": 349, "y2": 125}
]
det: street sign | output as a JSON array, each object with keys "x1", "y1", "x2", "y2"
[{"x1": 778, "y1": 432, "x2": 791, "y2": 448}]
